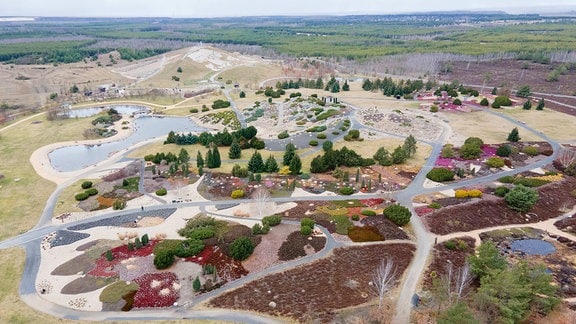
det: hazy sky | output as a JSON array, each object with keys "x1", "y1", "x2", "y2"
[{"x1": 2, "y1": 0, "x2": 575, "y2": 17}]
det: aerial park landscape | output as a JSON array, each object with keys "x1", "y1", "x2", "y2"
[{"x1": 1, "y1": 6, "x2": 576, "y2": 324}]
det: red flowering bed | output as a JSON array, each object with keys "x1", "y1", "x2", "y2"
[
  {"x1": 133, "y1": 272, "x2": 179, "y2": 308},
  {"x1": 88, "y1": 258, "x2": 119, "y2": 277},
  {"x1": 360, "y1": 198, "x2": 384, "y2": 207},
  {"x1": 205, "y1": 247, "x2": 248, "y2": 282},
  {"x1": 184, "y1": 245, "x2": 216, "y2": 265},
  {"x1": 88, "y1": 240, "x2": 159, "y2": 277},
  {"x1": 414, "y1": 206, "x2": 435, "y2": 216}
]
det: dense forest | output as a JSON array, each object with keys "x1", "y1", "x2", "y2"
[{"x1": 1, "y1": 14, "x2": 576, "y2": 64}]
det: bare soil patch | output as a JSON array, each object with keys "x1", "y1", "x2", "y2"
[
  {"x1": 242, "y1": 223, "x2": 298, "y2": 273},
  {"x1": 208, "y1": 244, "x2": 415, "y2": 323}
]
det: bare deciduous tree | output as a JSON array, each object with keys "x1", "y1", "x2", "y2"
[
  {"x1": 372, "y1": 258, "x2": 397, "y2": 309},
  {"x1": 432, "y1": 262, "x2": 472, "y2": 310}
]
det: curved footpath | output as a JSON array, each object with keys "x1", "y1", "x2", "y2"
[{"x1": 0, "y1": 96, "x2": 571, "y2": 323}]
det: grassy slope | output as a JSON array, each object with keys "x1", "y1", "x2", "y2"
[{"x1": 0, "y1": 114, "x2": 96, "y2": 240}]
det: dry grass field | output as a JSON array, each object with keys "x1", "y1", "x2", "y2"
[
  {"x1": 503, "y1": 107, "x2": 576, "y2": 142},
  {"x1": 0, "y1": 61, "x2": 130, "y2": 108},
  {"x1": 443, "y1": 109, "x2": 543, "y2": 145},
  {"x1": 0, "y1": 114, "x2": 97, "y2": 240},
  {"x1": 219, "y1": 64, "x2": 284, "y2": 90}
]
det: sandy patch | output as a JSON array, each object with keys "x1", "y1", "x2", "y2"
[{"x1": 137, "y1": 217, "x2": 164, "y2": 227}]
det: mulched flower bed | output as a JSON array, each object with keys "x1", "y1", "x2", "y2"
[
  {"x1": 422, "y1": 236, "x2": 476, "y2": 290},
  {"x1": 204, "y1": 246, "x2": 249, "y2": 283},
  {"x1": 415, "y1": 206, "x2": 435, "y2": 216},
  {"x1": 60, "y1": 276, "x2": 117, "y2": 294},
  {"x1": 425, "y1": 177, "x2": 576, "y2": 235},
  {"x1": 277, "y1": 231, "x2": 327, "y2": 261},
  {"x1": 209, "y1": 244, "x2": 415, "y2": 323},
  {"x1": 49, "y1": 230, "x2": 90, "y2": 248},
  {"x1": 554, "y1": 215, "x2": 576, "y2": 235},
  {"x1": 360, "y1": 216, "x2": 410, "y2": 240},
  {"x1": 360, "y1": 198, "x2": 384, "y2": 207},
  {"x1": 283, "y1": 200, "x2": 330, "y2": 220},
  {"x1": 68, "y1": 208, "x2": 177, "y2": 231},
  {"x1": 133, "y1": 272, "x2": 179, "y2": 308},
  {"x1": 88, "y1": 240, "x2": 159, "y2": 277},
  {"x1": 433, "y1": 197, "x2": 472, "y2": 207},
  {"x1": 184, "y1": 245, "x2": 216, "y2": 265}
]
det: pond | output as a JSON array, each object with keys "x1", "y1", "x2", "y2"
[
  {"x1": 49, "y1": 110, "x2": 208, "y2": 172},
  {"x1": 58, "y1": 105, "x2": 147, "y2": 118},
  {"x1": 510, "y1": 239, "x2": 556, "y2": 256}
]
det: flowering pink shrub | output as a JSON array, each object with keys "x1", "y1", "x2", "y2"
[
  {"x1": 480, "y1": 145, "x2": 497, "y2": 158},
  {"x1": 415, "y1": 206, "x2": 435, "y2": 216},
  {"x1": 434, "y1": 157, "x2": 455, "y2": 168},
  {"x1": 133, "y1": 272, "x2": 179, "y2": 308}
]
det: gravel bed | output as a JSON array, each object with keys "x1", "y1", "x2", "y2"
[
  {"x1": 50, "y1": 230, "x2": 91, "y2": 248},
  {"x1": 68, "y1": 208, "x2": 177, "y2": 231}
]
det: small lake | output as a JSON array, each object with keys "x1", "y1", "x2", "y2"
[
  {"x1": 58, "y1": 105, "x2": 147, "y2": 118},
  {"x1": 49, "y1": 108, "x2": 208, "y2": 172},
  {"x1": 510, "y1": 239, "x2": 556, "y2": 256}
]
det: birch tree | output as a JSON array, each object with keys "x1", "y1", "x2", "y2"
[{"x1": 372, "y1": 258, "x2": 397, "y2": 309}]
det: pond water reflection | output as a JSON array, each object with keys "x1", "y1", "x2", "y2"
[
  {"x1": 49, "y1": 107, "x2": 207, "y2": 172},
  {"x1": 510, "y1": 239, "x2": 556, "y2": 256}
]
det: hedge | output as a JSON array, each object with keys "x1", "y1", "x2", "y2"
[
  {"x1": 361, "y1": 210, "x2": 377, "y2": 216},
  {"x1": 339, "y1": 187, "x2": 354, "y2": 195},
  {"x1": 75, "y1": 192, "x2": 89, "y2": 201},
  {"x1": 229, "y1": 237, "x2": 254, "y2": 260},
  {"x1": 155, "y1": 188, "x2": 167, "y2": 196},
  {"x1": 426, "y1": 168, "x2": 455, "y2": 182},
  {"x1": 81, "y1": 181, "x2": 93, "y2": 189},
  {"x1": 494, "y1": 186, "x2": 510, "y2": 197},
  {"x1": 262, "y1": 214, "x2": 282, "y2": 226},
  {"x1": 85, "y1": 188, "x2": 98, "y2": 196},
  {"x1": 383, "y1": 204, "x2": 411, "y2": 226}
]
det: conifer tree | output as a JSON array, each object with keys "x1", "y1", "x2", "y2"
[
  {"x1": 228, "y1": 139, "x2": 242, "y2": 159},
  {"x1": 212, "y1": 145, "x2": 221, "y2": 168},
  {"x1": 196, "y1": 151, "x2": 204, "y2": 168},
  {"x1": 289, "y1": 153, "x2": 302, "y2": 175},
  {"x1": 264, "y1": 155, "x2": 279, "y2": 173},
  {"x1": 536, "y1": 98, "x2": 545, "y2": 110},
  {"x1": 283, "y1": 143, "x2": 296, "y2": 166},
  {"x1": 507, "y1": 127, "x2": 521, "y2": 142},
  {"x1": 248, "y1": 151, "x2": 265, "y2": 173}
]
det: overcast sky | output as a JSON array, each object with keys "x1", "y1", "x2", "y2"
[{"x1": 2, "y1": 0, "x2": 575, "y2": 17}]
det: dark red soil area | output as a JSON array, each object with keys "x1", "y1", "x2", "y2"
[
  {"x1": 277, "y1": 231, "x2": 327, "y2": 261},
  {"x1": 425, "y1": 177, "x2": 576, "y2": 235},
  {"x1": 204, "y1": 246, "x2": 249, "y2": 283},
  {"x1": 360, "y1": 216, "x2": 410, "y2": 240},
  {"x1": 554, "y1": 216, "x2": 576, "y2": 236},
  {"x1": 204, "y1": 224, "x2": 262, "y2": 258},
  {"x1": 208, "y1": 244, "x2": 415, "y2": 323},
  {"x1": 422, "y1": 236, "x2": 476, "y2": 290}
]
